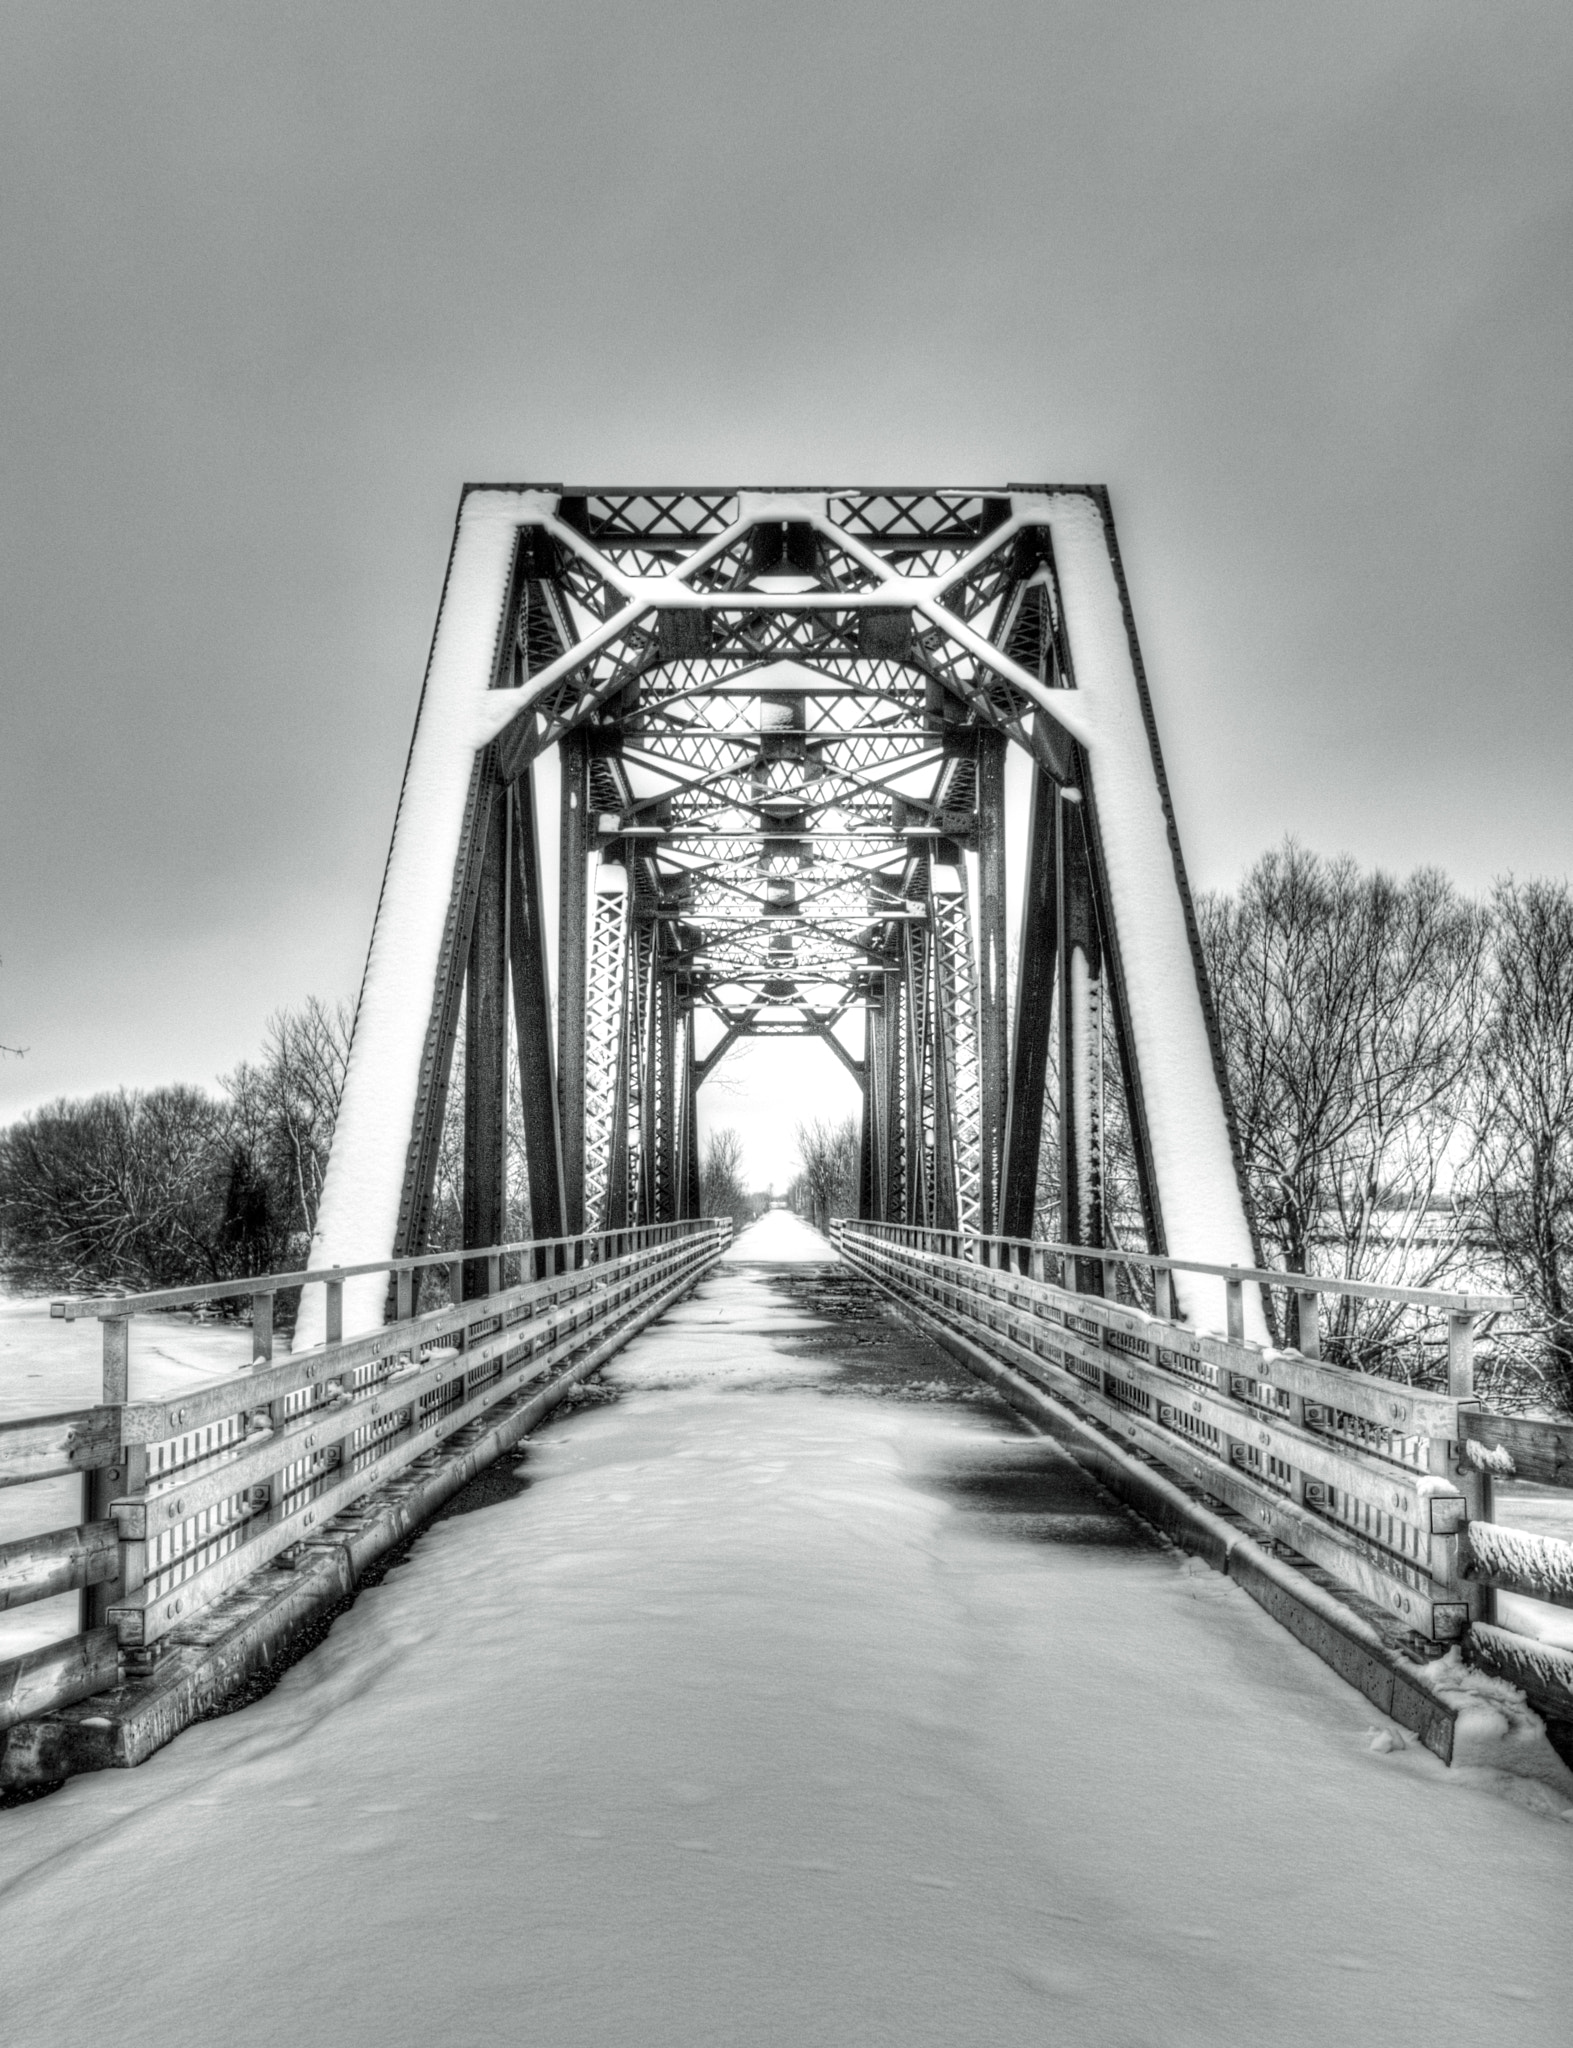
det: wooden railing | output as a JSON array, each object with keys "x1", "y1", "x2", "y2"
[
  {"x1": 832, "y1": 1219, "x2": 1573, "y2": 1730},
  {"x1": 1, "y1": 1220, "x2": 730, "y2": 1737}
]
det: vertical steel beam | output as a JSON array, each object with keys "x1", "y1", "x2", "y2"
[
  {"x1": 931, "y1": 864, "x2": 983, "y2": 1239},
  {"x1": 901, "y1": 922, "x2": 930, "y2": 1226},
  {"x1": 462, "y1": 785, "x2": 508, "y2": 1298},
  {"x1": 881, "y1": 968, "x2": 904, "y2": 1223},
  {"x1": 583, "y1": 861, "x2": 629, "y2": 1231},
  {"x1": 507, "y1": 771, "x2": 566, "y2": 1240},
  {"x1": 392, "y1": 755, "x2": 499, "y2": 1277},
  {"x1": 1059, "y1": 787, "x2": 1105, "y2": 1291},
  {"x1": 1078, "y1": 771, "x2": 1167, "y2": 1260},
  {"x1": 679, "y1": 1004, "x2": 700, "y2": 1218},
  {"x1": 975, "y1": 727, "x2": 1008, "y2": 1233},
  {"x1": 1000, "y1": 766, "x2": 1060, "y2": 1240},
  {"x1": 557, "y1": 730, "x2": 591, "y2": 1234},
  {"x1": 858, "y1": 997, "x2": 877, "y2": 1220},
  {"x1": 655, "y1": 960, "x2": 677, "y2": 1222}
]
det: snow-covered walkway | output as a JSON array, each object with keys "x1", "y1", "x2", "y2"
[{"x1": 2, "y1": 1213, "x2": 1570, "y2": 2046}]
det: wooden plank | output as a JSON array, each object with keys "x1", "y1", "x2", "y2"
[
  {"x1": 0, "y1": 1521, "x2": 118, "y2": 1609},
  {"x1": 845, "y1": 1220, "x2": 1515, "y2": 1316},
  {"x1": 850, "y1": 1239, "x2": 1454, "y2": 1520},
  {"x1": 4, "y1": 1236, "x2": 724, "y2": 1780},
  {"x1": 1467, "y1": 1622, "x2": 1573, "y2": 1725},
  {"x1": 843, "y1": 1241, "x2": 1462, "y2": 1636},
  {"x1": 110, "y1": 1235, "x2": 719, "y2": 1645},
  {"x1": 114, "y1": 1239, "x2": 681, "y2": 1445},
  {"x1": 1464, "y1": 1520, "x2": 1573, "y2": 1609},
  {"x1": 0, "y1": 1627, "x2": 120, "y2": 1734},
  {"x1": 109, "y1": 1256, "x2": 690, "y2": 1536},
  {"x1": 875, "y1": 1237, "x2": 1465, "y2": 1437},
  {"x1": 0, "y1": 1407, "x2": 121, "y2": 1488},
  {"x1": 1460, "y1": 1411, "x2": 1573, "y2": 1488}
]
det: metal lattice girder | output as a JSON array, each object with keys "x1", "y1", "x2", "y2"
[
  {"x1": 583, "y1": 862, "x2": 629, "y2": 1232},
  {"x1": 930, "y1": 863, "x2": 984, "y2": 1240}
]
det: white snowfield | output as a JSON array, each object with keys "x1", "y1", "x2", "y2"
[{"x1": 2, "y1": 1214, "x2": 1569, "y2": 2048}]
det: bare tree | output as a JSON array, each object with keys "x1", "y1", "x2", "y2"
[
  {"x1": 1199, "y1": 843, "x2": 1488, "y2": 1364},
  {"x1": 1472, "y1": 878, "x2": 1573, "y2": 1411},
  {"x1": 0, "y1": 1087, "x2": 234, "y2": 1292},
  {"x1": 699, "y1": 1126, "x2": 752, "y2": 1224},
  {"x1": 224, "y1": 996, "x2": 352, "y2": 1258},
  {"x1": 794, "y1": 1116, "x2": 858, "y2": 1234}
]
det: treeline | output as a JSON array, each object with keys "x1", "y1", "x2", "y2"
[
  {"x1": 0, "y1": 999, "x2": 352, "y2": 1294},
  {"x1": 5, "y1": 843, "x2": 1572, "y2": 1408},
  {"x1": 1195, "y1": 846, "x2": 1573, "y2": 1409}
]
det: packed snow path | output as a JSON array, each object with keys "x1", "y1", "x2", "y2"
[{"x1": 2, "y1": 1212, "x2": 1569, "y2": 2047}]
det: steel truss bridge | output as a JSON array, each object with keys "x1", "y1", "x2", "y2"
[
  {"x1": 318, "y1": 483, "x2": 1241, "y2": 1308},
  {"x1": 3, "y1": 486, "x2": 1572, "y2": 1789}
]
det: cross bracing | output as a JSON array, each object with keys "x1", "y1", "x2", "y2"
[{"x1": 301, "y1": 484, "x2": 1265, "y2": 1351}]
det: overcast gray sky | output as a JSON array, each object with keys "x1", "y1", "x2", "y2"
[{"x1": 3, "y1": 2, "x2": 1571, "y2": 1183}]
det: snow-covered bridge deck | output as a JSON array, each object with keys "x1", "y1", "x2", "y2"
[{"x1": 2, "y1": 1212, "x2": 1569, "y2": 2047}]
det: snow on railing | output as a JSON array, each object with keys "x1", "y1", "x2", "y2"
[
  {"x1": 831, "y1": 1218, "x2": 1573, "y2": 1743},
  {"x1": 1, "y1": 1220, "x2": 731, "y2": 1746}
]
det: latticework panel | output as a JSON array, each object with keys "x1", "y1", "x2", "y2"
[
  {"x1": 930, "y1": 874, "x2": 984, "y2": 1240},
  {"x1": 583, "y1": 872, "x2": 629, "y2": 1232}
]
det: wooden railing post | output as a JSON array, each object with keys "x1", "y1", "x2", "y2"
[
  {"x1": 1225, "y1": 1273, "x2": 1244, "y2": 1345},
  {"x1": 82, "y1": 1315, "x2": 131, "y2": 1632},
  {"x1": 1294, "y1": 1289, "x2": 1320, "y2": 1360},
  {"x1": 1152, "y1": 1266, "x2": 1173, "y2": 1322},
  {"x1": 325, "y1": 1276, "x2": 344, "y2": 1347},
  {"x1": 1444, "y1": 1309, "x2": 1492, "y2": 1625},
  {"x1": 251, "y1": 1291, "x2": 274, "y2": 1365},
  {"x1": 395, "y1": 1266, "x2": 413, "y2": 1323}
]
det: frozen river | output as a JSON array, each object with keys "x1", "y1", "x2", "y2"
[{"x1": 2, "y1": 1210, "x2": 1571, "y2": 2046}]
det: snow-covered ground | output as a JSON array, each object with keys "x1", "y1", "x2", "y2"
[
  {"x1": 2, "y1": 1214, "x2": 1569, "y2": 2047},
  {"x1": 0, "y1": 1295, "x2": 255, "y2": 1659}
]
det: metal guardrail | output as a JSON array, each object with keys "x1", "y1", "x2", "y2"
[
  {"x1": 832, "y1": 1219, "x2": 1573, "y2": 1729},
  {"x1": 1, "y1": 1220, "x2": 730, "y2": 1737}
]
